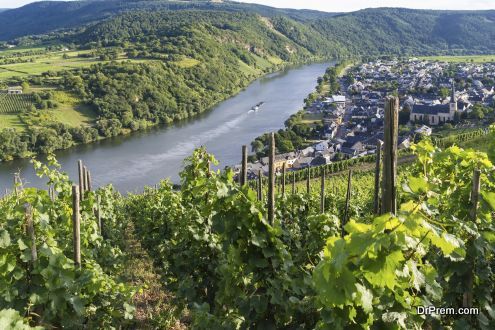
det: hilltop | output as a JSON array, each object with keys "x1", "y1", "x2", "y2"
[{"x1": 0, "y1": 1, "x2": 494, "y2": 56}]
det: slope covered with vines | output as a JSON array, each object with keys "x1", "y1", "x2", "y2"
[
  {"x1": 1, "y1": 127, "x2": 494, "y2": 328},
  {"x1": 126, "y1": 128, "x2": 495, "y2": 329}
]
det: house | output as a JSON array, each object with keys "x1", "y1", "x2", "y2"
[
  {"x1": 299, "y1": 146, "x2": 315, "y2": 157},
  {"x1": 311, "y1": 156, "x2": 330, "y2": 167},
  {"x1": 414, "y1": 125, "x2": 432, "y2": 136},
  {"x1": 260, "y1": 152, "x2": 297, "y2": 171},
  {"x1": 331, "y1": 95, "x2": 346, "y2": 105},
  {"x1": 7, "y1": 86, "x2": 22, "y2": 94},
  {"x1": 292, "y1": 157, "x2": 313, "y2": 170},
  {"x1": 314, "y1": 141, "x2": 330, "y2": 152}
]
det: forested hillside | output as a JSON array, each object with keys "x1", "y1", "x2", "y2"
[
  {"x1": 310, "y1": 8, "x2": 495, "y2": 55},
  {"x1": 0, "y1": 0, "x2": 337, "y2": 41},
  {"x1": 1, "y1": 1, "x2": 495, "y2": 56}
]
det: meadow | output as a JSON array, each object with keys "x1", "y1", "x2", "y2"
[
  {"x1": 419, "y1": 54, "x2": 495, "y2": 63},
  {"x1": 0, "y1": 48, "x2": 152, "y2": 79}
]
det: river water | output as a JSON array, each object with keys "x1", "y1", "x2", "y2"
[{"x1": 0, "y1": 62, "x2": 332, "y2": 193}]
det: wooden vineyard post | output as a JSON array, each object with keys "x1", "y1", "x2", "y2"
[
  {"x1": 464, "y1": 169, "x2": 481, "y2": 308},
  {"x1": 381, "y1": 96, "x2": 399, "y2": 215},
  {"x1": 14, "y1": 172, "x2": 21, "y2": 198},
  {"x1": 306, "y1": 167, "x2": 311, "y2": 194},
  {"x1": 86, "y1": 169, "x2": 92, "y2": 192},
  {"x1": 24, "y1": 204, "x2": 37, "y2": 263},
  {"x1": 342, "y1": 170, "x2": 353, "y2": 237},
  {"x1": 374, "y1": 140, "x2": 383, "y2": 214},
  {"x1": 72, "y1": 185, "x2": 81, "y2": 268},
  {"x1": 83, "y1": 166, "x2": 89, "y2": 193},
  {"x1": 78, "y1": 160, "x2": 85, "y2": 200},
  {"x1": 282, "y1": 163, "x2": 286, "y2": 197},
  {"x1": 257, "y1": 170, "x2": 263, "y2": 201},
  {"x1": 267, "y1": 133, "x2": 275, "y2": 225},
  {"x1": 469, "y1": 169, "x2": 481, "y2": 220},
  {"x1": 292, "y1": 172, "x2": 296, "y2": 195},
  {"x1": 241, "y1": 145, "x2": 248, "y2": 186},
  {"x1": 320, "y1": 167, "x2": 325, "y2": 213},
  {"x1": 96, "y1": 195, "x2": 103, "y2": 237}
]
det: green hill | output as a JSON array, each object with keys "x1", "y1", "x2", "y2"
[{"x1": 1, "y1": 2, "x2": 495, "y2": 56}]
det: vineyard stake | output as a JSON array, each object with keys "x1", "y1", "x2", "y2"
[
  {"x1": 257, "y1": 170, "x2": 263, "y2": 201},
  {"x1": 78, "y1": 160, "x2": 85, "y2": 201},
  {"x1": 342, "y1": 169, "x2": 353, "y2": 237},
  {"x1": 381, "y1": 96, "x2": 399, "y2": 215},
  {"x1": 282, "y1": 162, "x2": 286, "y2": 197},
  {"x1": 83, "y1": 166, "x2": 90, "y2": 192},
  {"x1": 320, "y1": 167, "x2": 325, "y2": 213},
  {"x1": 241, "y1": 145, "x2": 248, "y2": 186},
  {"x1": 469, "y1": 169, "x2": 481, "y2": 220},
  {"x1": 96, "y1": 195, "x2": 103, "y2": 237},
  {"x1": 292, "y1": 172, "x2": 295, "y2": 195},
  {"x1": 464, "y1": 169, "x2": 481, "y2": 308},
  {"x1": 72, "y1": 185, "x2": 81, "y2": 268},
  {"x1": 24, "y1": 203, "x2": 37, "y2": 263},
  {"x1": 86, "y1": 169, "x2": 92, "y2": 192},
  {"x1": 306, "y1": 167, "x2": 310, "y2": 195},
  {"x1": 268, "y1": 133, "x2": 275, "y2": 225},
  {"x1": 374, "y1": 140, "x2": 383, "y2": 214}
]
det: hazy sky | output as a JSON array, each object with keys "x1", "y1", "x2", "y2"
[{"x1": 1, "y1": 0, "x2": 495, "y2": 11}]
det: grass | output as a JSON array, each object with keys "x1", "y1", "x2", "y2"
[
  {"x1": 0, "y1": 50, "x2": 153, "y2": 80},
  {"x1": 299, "y1": 112, "x2": 324, "y2": 125},
  {"x1": 419, "y1": 55, "x2": 495, "y2": 63},
  {"x1": 48, "y1": 91, "x2": 97, "y2": 127},
  {"x1": 237, "y1": 60, "x2": 260, "y2": 76},
  {"x1": 0, "y1": 114, "x2": 25, "y2": 131},
  {"x1": 458, "y1": 135, "x2": 492, "y2": 154},
  {"x1": 0, "y1": 46, "x2": 46, "y2": 56},
  {"x1": 174, "y1": 57, "x2": 200, "y2": 68}
]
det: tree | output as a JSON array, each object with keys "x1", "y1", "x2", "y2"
[
  {"x1": 21, "y1": 81, "x2": 30, "y2": 93},
  {"x1": 251, "y1": 140, "x2": 264, "y2": 153},
  {"x1": 439, "y1": 87, "x2": 450, "y2": 100}
]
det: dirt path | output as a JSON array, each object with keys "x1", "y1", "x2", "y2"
[{"x1": 122, "y1": 222, "x2": 187, "y2": 329}]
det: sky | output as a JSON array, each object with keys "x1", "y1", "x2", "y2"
[{"x1": 1, "y1": 0, "x2": 495, "y2": 11}]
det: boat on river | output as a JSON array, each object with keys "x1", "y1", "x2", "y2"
[{"x1": 251, "y1": 101, "x2": 264, "y2": 111}]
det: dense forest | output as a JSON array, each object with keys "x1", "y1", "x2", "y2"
[{"x1": 1, "y1": 1, "x2": 495, "y2": 56}]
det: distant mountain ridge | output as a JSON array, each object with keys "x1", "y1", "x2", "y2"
[
  {"x1": 0, "y1": 1, "x2": 494, "y2": 56},
  {"x1": 0, "y1": 0, "x2": 338, "y2": 41}
]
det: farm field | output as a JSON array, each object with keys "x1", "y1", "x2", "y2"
[
  {"x1": 0, "y1": 93, "x2": 33, "y2": 113},
  {"x1": 419, "y1": 54, "x2": 495, "y2": 63},
  {"x1": 0, "y1": 49, "x2": 154, "y2": 80}
]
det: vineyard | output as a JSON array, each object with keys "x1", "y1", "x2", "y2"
[
  {"x1": 0, "y1": 93, "x2": 33, "y2": 114},
  {"x1": 0, "y1": 114, "x2": 494, "y2": 327}
]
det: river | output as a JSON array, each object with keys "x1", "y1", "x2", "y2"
[{"x1": 0, "y1": 62, "x2": 332, "y2": 193}]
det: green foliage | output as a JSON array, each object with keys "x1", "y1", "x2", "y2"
[
  {"x1": 126, "y1": 136, "x2": 495, "y2": 328},
  {"x1": 0, "y1": 157, "x2": 135, "y2": 328},
  {"x1": 0, "y1": 309, "x2": 42, "y2": 330}
]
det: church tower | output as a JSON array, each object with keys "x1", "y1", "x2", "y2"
[{"x1": 449, "y1": 80, "x2": 457, "y2": 116}]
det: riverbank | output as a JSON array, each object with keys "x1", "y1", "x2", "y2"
[
  {"x1": 0, "y1": 58, "x2": 322, "y2": 162},
  {"x1": 0, "y1": 62, "x2": 332, "y2": 192}
]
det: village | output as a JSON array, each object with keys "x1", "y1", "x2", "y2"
[{"x1": 237, "y1": 58, "x2": 495, "y2": 178}]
